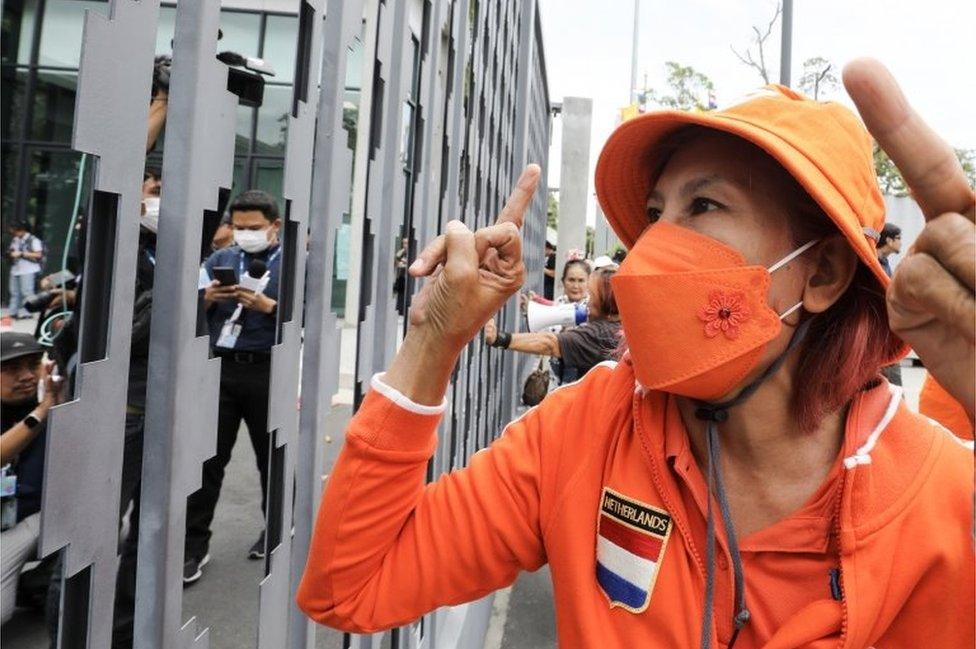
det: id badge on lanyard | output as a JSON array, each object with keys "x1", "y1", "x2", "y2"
[{"x1": 216, "y1": 320, "x2": 243, "y2": 349}]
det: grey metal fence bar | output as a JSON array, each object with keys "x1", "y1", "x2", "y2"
[
  {"x1": 39, "y1": 2, "x2": 161, "y2": 647},
  {"x1": 25, "y1": 0, "x2": 550, "y2": 647}
]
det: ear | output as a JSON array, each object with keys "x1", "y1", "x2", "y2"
[{"x1": 802, "y1": 235, "x2": 858, "y2": 314}]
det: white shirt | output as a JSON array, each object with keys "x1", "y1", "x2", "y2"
[{"x1": 9, "y1": 235, "x2": 43, "y2": 276}]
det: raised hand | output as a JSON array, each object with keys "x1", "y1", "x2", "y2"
[
  {"x1": 383, "y1": 164, "x2": 541, "y2": 405},
  {"x1": 844, "y1": 58, "x2": 976, "y2": 416},
  {"x1": 406, "y1": 164, "x2": 541, "y2": 351}
]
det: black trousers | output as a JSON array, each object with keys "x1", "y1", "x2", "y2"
[{"x1": 184, "y1": 357, "x2": 271, "y2": 560}]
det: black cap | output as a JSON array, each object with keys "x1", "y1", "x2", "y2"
[{"x1": 1, "y1": 332, "x2": 44, "y2": 363}]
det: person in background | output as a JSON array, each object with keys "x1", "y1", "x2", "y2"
[
  {"x1": 877, "y1": 223, "x2": 901, "y2": 277},
  {"x1": 6, "y1": 223, "x2": 45, "y2": 320},
  {"x1": 184, "y1": 189, "x2": 283, "y2": 585},
  {"x1": 210, "y1": 212, "x2": 235, "y2": 251},
  {"x1": 543, "y1": 240, "x2": 557, "y2": 300},
  {"x1": 876, "y1": 225, "x2": 904, "y2": 385},
  {"x1": 486, "y1": 267, "x2": 622, "y2": 384},
  {"x1": 0, "y1": 333, "x2": 62, "y2": 625}
]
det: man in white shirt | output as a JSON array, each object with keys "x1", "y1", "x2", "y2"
[{"x1": 6, "y1": 223, "x2": 44, "y2": 319}]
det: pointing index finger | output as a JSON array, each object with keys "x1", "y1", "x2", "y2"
[
  {"x1": 843, "y1": 58, "x2": 975, "y2": 222},
  {"x1": 495, "y1": 164, "x2": 542, "y2": 229}
]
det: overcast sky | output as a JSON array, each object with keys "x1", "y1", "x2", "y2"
[{"x1": 537, "y1": 0, "x2": 976, "y2": 222}]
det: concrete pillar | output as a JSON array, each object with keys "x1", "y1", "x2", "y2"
[
  {"x1": 593, "y1": 203, "x2": 621, "y2": 257},
  {"x1": 555, "y1": 96, "x2": 592, "y2": 293}
]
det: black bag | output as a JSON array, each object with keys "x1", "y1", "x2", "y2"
[{"x1": 521, "y1": 356, "x2": 550, "y2": 406}]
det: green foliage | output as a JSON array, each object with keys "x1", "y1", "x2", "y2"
[
  {"x1": 647, "y1": 61, "x2": 716, "y2": 112},
  {"x1": 874, "y1": 145, "x2": 976, "y2": 196},
  {"x1": 798, "y1": 57, "x2": 837, "y2": 100},
  {"x1": 547, "y1": 192, "x2": 559, "y2": 230},
  {"x1": 955, "y1": 148, "x2": 976, "y2": 190}
]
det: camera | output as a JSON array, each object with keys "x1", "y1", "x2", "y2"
[{"x1": 152, "y1": 47, "x2": 275, "y2": 108}]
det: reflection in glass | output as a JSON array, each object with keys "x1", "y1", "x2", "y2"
[
  {"x1": 236, "y1": 104, "x2": 254, "y2": 155},
  {"x1": 345, "y1": 38, "x2": 364, "y2": 90},
  {"x1": 26, "y1": 148, "x2": 89, "y2": 272},
  {"x1": 154, "y1": 6, "x2": 177, "y2": 55},
  {"x1": 1, "y1": 0, "x2": 39, "y2": 65},
  {"x1": 1, "y1": 67, "x2": 29, "y2": 140},
  {"x1": 2, "y1": 144, "x2": 20, "y2": 223},
  {"x1": 31, "y1": 70, "x2": 78, "y2": 143},
  {"x1": 253, "y1": 85, "x2": 291, "y2": 156},
  {"x1": 218, "y1": 11, "x2": 261, "y2": 61},
  {"x1": 38, "y1": 0, "x2": 108, "y2": 68},
  {"x1": 262, "y1": 16, "x2": 298, "y2": 83},
  {"x1": 252, "y1": 158, "x2": 283, "y2": 202},
  {"x1": 233, "y1": 157, "x2": 247, "y2": 196}
]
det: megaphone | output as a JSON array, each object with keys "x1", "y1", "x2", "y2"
[{"x1": 527, "y1": 301, "x2": 587, "y2": 332}]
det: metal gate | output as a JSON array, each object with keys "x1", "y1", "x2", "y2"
[{"x1": 33, "y1": 0, "x2": 550, "y2": 647}]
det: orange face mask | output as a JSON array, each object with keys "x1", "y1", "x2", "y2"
[{"x1": 612, "y1": 221, "x2": 817, "y2": 401}]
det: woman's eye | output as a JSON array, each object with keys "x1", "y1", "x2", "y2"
[
  {"x1": 645, "y1": 206, "x2": 662, "y2": 223},
  {"x1": 690, "y1": 197, "x2": 722, "y2": 215}
]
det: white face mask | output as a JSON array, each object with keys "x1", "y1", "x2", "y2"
[
  {"x1": 234, "y1": 228, "x2": 272, "y2": 254},
  {"x1": 140, "y1": 197, "x2": 160, "y2": 233}
]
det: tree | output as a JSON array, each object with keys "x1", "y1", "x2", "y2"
[
  {"x1": 647, "y1": 61, "x2": 715, "y2": 112},
  {"x1": 547, "y1": 191, "x2": 559, "y2": 230},
  {"x1": 955, "y1": 148, "x2": 976, "y2": 190},
  {"x1": 873, "y1": 145, "x2": 976, "y2": 196},
  {"x1": 731, "y1": 1, "x2": 781, "y2": 84},
  {"x1": 798, "y1": 57, "x2": 837, "y2": 100}
]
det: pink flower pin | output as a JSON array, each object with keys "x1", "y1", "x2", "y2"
[{"x1": 698, "y1": 290, "x2": 750, "y2": 340}]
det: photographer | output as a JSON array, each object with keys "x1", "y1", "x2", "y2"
[
  {"x1": 184, "y1": 190, "x2": 282, "y2": 584},
  {"x1": 1, "y1": 333, "x2": 63, "y2": 625}
]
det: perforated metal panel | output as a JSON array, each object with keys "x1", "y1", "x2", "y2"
[{"x1": 35, "y1": 0, "x2": 550, "y2": 647}]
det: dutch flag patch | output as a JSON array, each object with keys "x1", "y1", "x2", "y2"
[{"x1": 595, "y1": 487, "x2": 673, "y2": 613}]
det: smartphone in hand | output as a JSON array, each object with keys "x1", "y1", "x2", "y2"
[{"x1": 212, "y1": 266, "x2": 238, "y2": 286}]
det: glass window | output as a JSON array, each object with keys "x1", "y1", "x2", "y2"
[
  {"x1": 2, "y1": 144, "x2": 21, "y2": 222},
  {"x1": 262, "y1": 15, "x2": 298, "y2": 83},
  {"x1": 345, "y1": 36, "x2": 364, "y2": 90},
  {"x1": 1, "y1": 67, "x2": 29, "y2": 140},
  {"x1": 154, "y1": 6, "x2": 177, "y2": 55},
  {"x1": 251, "y1": 158, "x2": 283, "y2": 202},
  {"x1": 38, "y1": 0, "x2": 108, "y2": 68},
  {"x1": 218, "y1": 11, "x2": 261, "y2": 60},
  {"x1": 253, "y1": 84, "x2": 291, "y2": 156},
  {"x1": 2, "y1": 0, "x2": 39, "y2": 65},
  {"x1": 31, "y1": 70, "x2": 78, "y2": 143},
  {"x1": 25, "y1": 148, "x2": 89, "y2": 272},
  {"x1": 232, "y1": 157, "x2": 248, "y2": 196},
  {"x1": 236, "y1": 104, "x2": 254, "y2": 155},
  {"x1": 342, "y1": 89, "x2": 360, "y2": 152}
]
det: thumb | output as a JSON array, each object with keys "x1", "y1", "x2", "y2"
[{"x1": 443, "y1": 220, "x2": 478, "y2": 278}]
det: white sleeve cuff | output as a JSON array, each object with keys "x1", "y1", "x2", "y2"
[{"x1": 370, "y1": 373, "x2": 447, "y2": 415}]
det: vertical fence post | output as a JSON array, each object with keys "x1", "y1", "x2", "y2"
[
  {"x1": 38, "y1": 2, "x2": 161, "y2": 647},
  {"x1": 290, "y1": 0, "x2": 366, "y2": 646},
  {"x1": 135, "y1": 2, "x2": 237, "y2": 645}
]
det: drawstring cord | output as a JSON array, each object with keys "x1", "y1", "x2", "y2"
[{"x1": 694, "y1": 319, "x2": 812, "y2": 649}]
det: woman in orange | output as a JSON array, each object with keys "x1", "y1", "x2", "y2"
[{"x1": 298, "y1": 60, "x2": 974, "y2": 648}]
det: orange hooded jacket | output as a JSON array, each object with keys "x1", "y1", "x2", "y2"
[
  {"x1": 919, "y1": 373, "x2": 974, "y2": 441},
  {"x1": 297, "y1": 360, "x2": 974, "y2": 648}
]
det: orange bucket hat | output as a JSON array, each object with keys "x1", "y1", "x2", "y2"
[{"x1": 595, "y1": 85, "x2": 891, "y2": 291}]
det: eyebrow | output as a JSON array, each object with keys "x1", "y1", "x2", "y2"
[{"x1": 647, "y1": 174, "x2": 734, "y2": 203}]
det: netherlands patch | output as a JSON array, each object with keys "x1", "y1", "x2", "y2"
[{"x1": 595, "y1": 487, "x2": 673, "y2": 613}]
